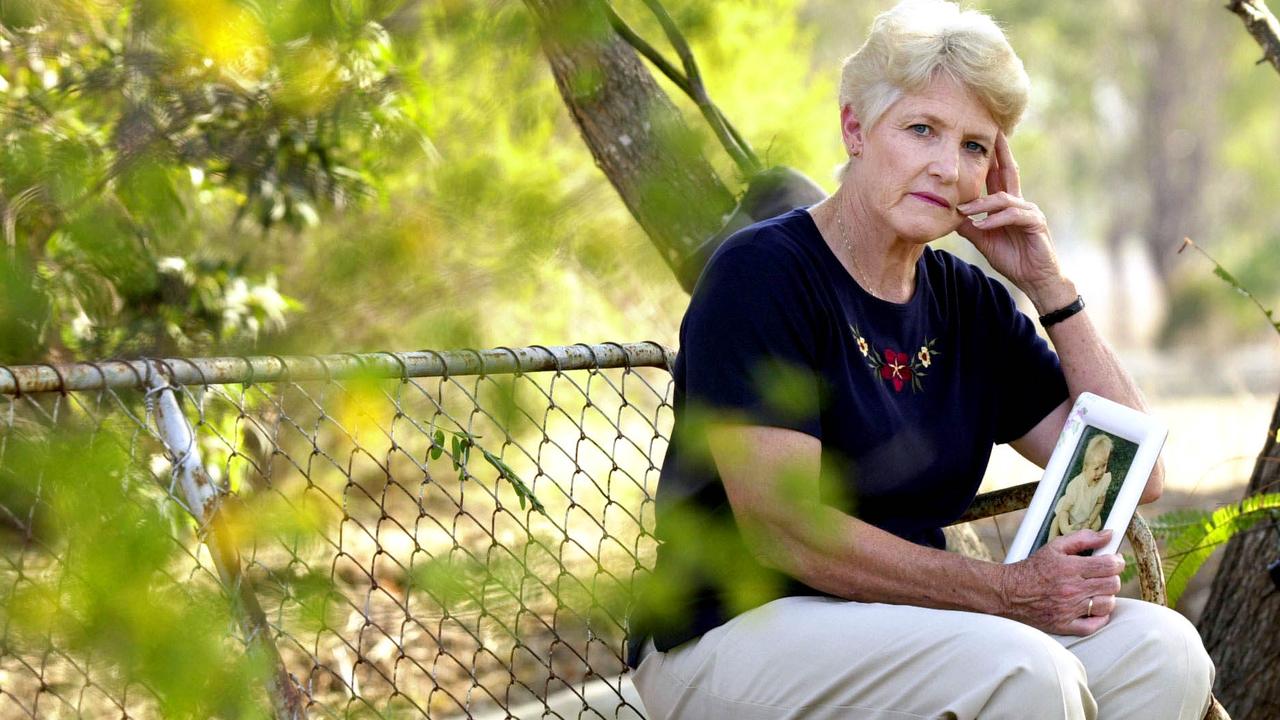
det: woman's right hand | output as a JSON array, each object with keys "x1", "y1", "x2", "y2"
[{"x1": 998, "y1": 529, "x2": 1123, "y2": 636}]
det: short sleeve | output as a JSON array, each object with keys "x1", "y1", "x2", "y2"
[
  {"x1": 679, "y1": 236, "x2": 825, "y2": 438},
  {"x1": 982, "y1": 277, "x2": 1069, "y2": 444}
]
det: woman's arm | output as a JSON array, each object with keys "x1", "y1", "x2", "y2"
[
  {"x1": 1018, "y1": 283, "x2": 1164, "y2": 504},
  {"x1": 708, "y1": 423, "x2": 1126, "y2": 636},
  {"x1": 957, "y1": 133, "x2": 1164, "y2": 504}
]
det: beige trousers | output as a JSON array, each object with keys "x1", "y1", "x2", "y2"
[{"x1": 631, "y1": 596, "x2": 1213, "y2": 719}]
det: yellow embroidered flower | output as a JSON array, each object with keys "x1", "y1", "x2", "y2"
[
  {"x1": 917, "y1": 346, "x2": 932, "y2": 368},
  {"x1": 857, "y1": 336, "x2": 869, "y2": 357}
]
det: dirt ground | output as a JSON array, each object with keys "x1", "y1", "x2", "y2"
[{"x1": 976, "y1": 391, "x2": 1276, "y2": 623}]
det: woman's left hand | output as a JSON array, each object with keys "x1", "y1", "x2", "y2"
[{"x1": 956, "y1": 132, "x2": 1066, "y2": 307}]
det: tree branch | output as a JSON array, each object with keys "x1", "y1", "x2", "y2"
[
  {"x1": 1227, "y1": 0, "x2": 1280, "y2": 76},
  {"x1": 601, "y1": 4, "x2": 688, "y2": 95},
  {"x1": 601, "y1": 4, "x2": 757, "y2": 178},
  {"x1": 603, "y1": 0, "x2": 760, "y2": 176}
]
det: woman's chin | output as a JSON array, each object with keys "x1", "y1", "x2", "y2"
[{"x1": 896, "y1": 224, "x2": 954, "y2": 245}]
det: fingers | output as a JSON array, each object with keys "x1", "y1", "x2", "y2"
[
  {"x1": 970, "y1": 206, "x2": 1043, "y2": 232},
  {"x1": 1079, "y1": 552, "x2": 1125, "y2": 579},
  {"x1": 1051, "y1": 529, "x2": 1113, "y2": 556},
  {"x1": 985, "y1": 145, "x2": 1003, "y2": 196},
  {"x1": 1085, "y1": 593, "x2": 1118, "y2": 617},
  {"x1": 995, "y1": 131, "x2": 1021, "y2": 197},
  {"x1": 1054, "y1": 595, "x2": 1118, "y2": 636},
  {"x1": 956, "y1": 191, "x2": 1034, "y2": 216},
  {"x1": 1086, "y1": 573, "x2": 1123, "y2": 596},
  {"x1": 1061, "y1": 613, "x2": 1111, "y2": 637}
]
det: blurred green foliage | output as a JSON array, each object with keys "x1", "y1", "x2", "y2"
[
  {"x1": 0, "y1": 423, "x2": 274, "y2": 717},
  {"x1": 0, "y1": 0, "x2": 420, "y2": 360}
]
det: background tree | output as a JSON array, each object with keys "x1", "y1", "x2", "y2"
[{"x1": 1194, "y1": 5, "x2": 1280, "y2": 716}]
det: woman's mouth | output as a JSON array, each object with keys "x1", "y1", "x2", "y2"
[{"x1": 909, "y1": 192, "x2": 950, "y2": 209}]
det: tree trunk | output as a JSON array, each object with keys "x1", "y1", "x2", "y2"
[
  {"x1": 1197, "y1": 390, "x2": 1280, "y2": 719},
  {"x1": 522, "y1": 0, "x2": 736, "y2": 286}
]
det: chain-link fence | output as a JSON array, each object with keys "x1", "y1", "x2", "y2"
[
  {"x1": 0, "y1": 341, "x2": 1184, "y2": 720},
  {"x1": 0, "y1": 343, "x2": 673, "y2": 719}
]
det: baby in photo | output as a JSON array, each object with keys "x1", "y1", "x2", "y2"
[{"x1": 1047, "y1": 434, "x2": 1114, "y2": 540}]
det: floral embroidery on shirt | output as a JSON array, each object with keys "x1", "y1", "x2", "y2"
[{"x1": 850, "y1": 325, "x2": 941, "y2": 393}]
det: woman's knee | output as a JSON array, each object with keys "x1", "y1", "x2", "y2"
[
  {"x1": 951, "y1": 618, "x2": 1094, "y2": 719},
  {"x1": 1009, "y1": 630, "x2": 1090, "y2": 691},
  {"x1": 1095, "y1": 601, "x2": 1214, "y2": 719},
  {"x1": 1130, "y1": 605, "x2": 1214, "y2": 706}
]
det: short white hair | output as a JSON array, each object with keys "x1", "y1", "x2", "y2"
[{"x1": 836, "y1": 0, "x2": 1030, "y2": 179}]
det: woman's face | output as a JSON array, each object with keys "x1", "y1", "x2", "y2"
[{"x1": 843, "y1": 74, "x2": 998, "y2": 244}]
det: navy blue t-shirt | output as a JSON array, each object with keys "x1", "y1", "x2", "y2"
[{"x1": 625, "y1": 207, "x2": 1068, "y2": 669}]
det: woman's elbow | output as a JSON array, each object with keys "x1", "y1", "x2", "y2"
[
  {"x1": 1138, "y1": 459, "x2": 1165, "y2": 504},
  {"x1": 737, "y1": 510, "x2": 833, "y2": 582}
]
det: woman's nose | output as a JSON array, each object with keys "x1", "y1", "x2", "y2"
[{"x1": 929, "y1": 147, "x2": 960, "y2": 184}]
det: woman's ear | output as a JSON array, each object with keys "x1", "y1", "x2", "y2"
[{"x1": 841, "y1": 104, "x2": 865, "y2": 157}]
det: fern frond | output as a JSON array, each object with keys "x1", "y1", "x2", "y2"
[
  {"x1": 1162, "y1": 493, "x2": 1280, "y2": 607},
  {"x1": 1148, "y1": 508, "x2": 1213, "y2": 540}
]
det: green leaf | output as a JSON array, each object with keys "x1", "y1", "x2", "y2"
[
  {"x1": 1162, "y1": 493, "x2": 1280, "y2": 607},
  {"x1": 1211, "y1": 265, "x2": 1240, "y2": 289},
  {"x1": 439, "y1": 428, "x2": 545, "y2": 514},
  {"x1": 430, "y1": 429, "x2": 444, "y2": 460},
  {"x1": 478, "y1": 446, "x2": 546, "y2": 515}
]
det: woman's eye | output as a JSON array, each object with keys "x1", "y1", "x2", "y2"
[
  {"x1": 965, "y1": 141, "x2": 989, "y2": 155},
  {"x1": 909, "y1": 124, "x2": 930, "y2": 135}
]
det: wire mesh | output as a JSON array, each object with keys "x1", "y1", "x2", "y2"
[{"x1": 0, "y1": 343, "x2": 674, "y2": 719}]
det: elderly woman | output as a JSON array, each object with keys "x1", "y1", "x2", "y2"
[{"x1": 624, "y1": 1, "x2": 1214, "y2": 718}]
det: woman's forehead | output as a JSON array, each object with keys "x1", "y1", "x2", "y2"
[{"x1": 886, "y1": 79, "x2": 998, "y2": 138}]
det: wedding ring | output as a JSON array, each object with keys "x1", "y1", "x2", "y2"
[{"x1": 1086, "y1": 597, "x2": 1095, "y2": 617}]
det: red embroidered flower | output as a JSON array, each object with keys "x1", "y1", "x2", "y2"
[{"x1": 879, "y1": 349, "x2": 913, "y2": 392}]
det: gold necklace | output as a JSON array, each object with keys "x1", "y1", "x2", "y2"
[{"x1": 833, "y1": 198, "x2": 879, "y2": 297}]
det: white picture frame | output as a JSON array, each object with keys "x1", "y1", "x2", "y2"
[{"x1": 1004, "y1": 392, "x2": 1168, "y2": 563}]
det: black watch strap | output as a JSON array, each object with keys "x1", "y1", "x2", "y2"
[{"x1": 1039, "y1": 295, "x2": 1085, "y2": 328}]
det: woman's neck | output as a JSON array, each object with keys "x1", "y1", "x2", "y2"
[{"x1": 816, "y1": 187, "x2": 923, "y2": 304}]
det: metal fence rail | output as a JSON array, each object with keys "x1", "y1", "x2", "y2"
[{"x1": 0, "y1": 343, "x2": 675, "y2": 718}]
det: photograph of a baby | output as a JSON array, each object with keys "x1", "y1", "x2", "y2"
[{"x1": 1031, "y1": 427, "x2": 1138, "y2": 553}]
